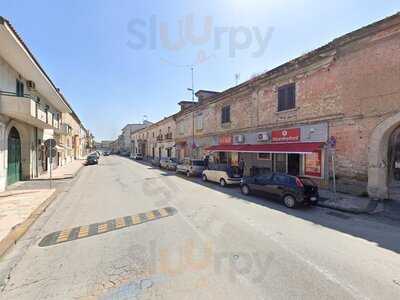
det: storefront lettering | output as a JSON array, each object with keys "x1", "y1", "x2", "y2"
[{"x1": 271, "y1": 128, "x2": 300, "y2": 143}]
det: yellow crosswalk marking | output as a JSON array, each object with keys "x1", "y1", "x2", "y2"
[
  {"x1": 98, "y1": 223, "x2": 108, "y2": 233},
  {"x1": 78, "y1": 226, "x2": 89, "y2": 238},
  {"x1": 158, "y1": 208, "x2": 169, "y2": 217},
  {"x1": 115, "y1": 217, "x2": 126, "y2": 229},
  {"x1": 56, "y1": 229, "x2": 71, "y2": 243}
]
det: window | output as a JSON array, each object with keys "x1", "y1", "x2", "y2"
[
  {"x1": 274, "y1": 153, "x2": 287, "y2": 173},
  {"x1": 195, "y1": 114, "x2": 203, "y2": 130},
  {"x1": 277, "y1": 83, "x2": 296, "y2": 112},
  {"x1": 258, "y1": 153, "x2": 271, "y2": 160},
  {"x1": 221, "y1": 105, "x2": 230, "y2": 124},
  {"x1": 16, "y1": 79, "x2": 24, "y2": 97},
  {"x1": 179, "y1": 123, "x2": 185, "y2": 135}
]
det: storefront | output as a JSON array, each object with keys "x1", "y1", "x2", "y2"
[{"x1": 206, "y1": 123, "x2": 328, "y2": 179}]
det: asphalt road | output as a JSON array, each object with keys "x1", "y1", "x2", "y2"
[{"x1": 0, "y1": 155, "x2": 400, "y2": 299}]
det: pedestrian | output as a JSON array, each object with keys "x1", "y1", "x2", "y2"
[
  {"x1": 239, "y1": 158, "x2": 245, "y2": 177},
  {"x1": 204, "y1": 155, "x2": 209, "y2": 169}
]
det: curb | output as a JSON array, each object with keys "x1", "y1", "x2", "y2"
[
  {"x1": 0, "y1": 189, "x2": 58, "y2": 257},
  {"x1": 316, "y1": 199, "x2": 378, "y2": 214},
  {"x1": 31, "y1": 163, "x2": 84, "y2": 182}
]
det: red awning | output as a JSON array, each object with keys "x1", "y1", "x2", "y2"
[{"x1": 205, "y1": 142, "x2": 324, "y2": 154}]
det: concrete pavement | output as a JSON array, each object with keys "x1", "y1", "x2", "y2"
[{"x1": 0, "y1": 155, "x2": 399, "y2": 299}]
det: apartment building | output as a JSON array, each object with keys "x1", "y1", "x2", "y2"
[
  {"x1": 132, "y1": 115, "x2": 176, "y2": 159},
  {"x1": 0, "y1": 17, "x2": 89, "y2": 191},
  {"x1": 173, "y1": 13, "x2": 400, "y2": 199}
]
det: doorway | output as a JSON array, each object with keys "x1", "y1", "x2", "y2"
[
  {"x1": 7, "y1": 127, "x2": 21, "y2": 185},
  {"x1": 288, "y1": 153, "x2": 300, "y2": 176}
]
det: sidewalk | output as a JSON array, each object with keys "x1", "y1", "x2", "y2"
[
  {"x1": 0, "y1": 189, "x2": 56, "y2": 256},
  {"x1": 318, "y1": 189, "x2": 379, "y2": 214},
  {"x1": 34, "y1": 159, "x2": 84, "y2": 180}
]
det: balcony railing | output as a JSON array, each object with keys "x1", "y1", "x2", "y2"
[{"x1": 0, "y1": 91, "x2": 61, "y2": 130}]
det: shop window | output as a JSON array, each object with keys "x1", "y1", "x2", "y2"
[
  {"x1": 278, "y1": 83, "x2": 296, "y2": 112},
  {"x1": 258, "y1": 153, "x2": 271, "y2": 160},
  {"x1": 221, "y1": 105, "x2": 230, "y2": 124},
  {"x1": 274, "y1": 153, "x2": 287, "y2": 173},
  {"x1": 305, "y1": 151, "x2": 322, "y2": 177}
]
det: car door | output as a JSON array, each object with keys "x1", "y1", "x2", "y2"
[
  {"x1": 248, "y1": 176, "x2": 266, "y2": 193},
  {"x1": 256, "y1": 175, "x2": 276, "y2": 197},
  {"x1": 270, "y1": 174, "x2": 288, "y2": 198}
]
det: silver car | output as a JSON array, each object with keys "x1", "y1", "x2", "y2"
[{"x1": 176, "y1": 158, "x2": 205, "y2": 177}]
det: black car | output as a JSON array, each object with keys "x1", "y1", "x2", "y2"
[
  {"x1": 85, "y1": 155, "x2": 98, "y2": 165},
  {"x1": 240, "y1": 173, "x2": 319, "y2": 208}
]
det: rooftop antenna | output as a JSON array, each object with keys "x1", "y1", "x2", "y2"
[{"x1": 235, "y1": 73, "x2": 240, "y2": 85}]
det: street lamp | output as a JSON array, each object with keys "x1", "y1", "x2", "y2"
[{"x1": 187, "y1": 66, "x2": 195, "y2": 159}]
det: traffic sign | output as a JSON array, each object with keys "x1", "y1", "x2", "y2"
[{"x1": 44, "y1": 138, "x2": 57, "y2": 149}]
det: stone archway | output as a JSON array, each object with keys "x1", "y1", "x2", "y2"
[{"x1": 368, "y1": 112, "x2": 400, "y2": 199}]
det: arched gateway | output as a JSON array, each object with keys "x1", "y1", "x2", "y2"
[
  {"x1": 7, "y1": 127, "x2": 21, "y2": 185},
  {"x1": 368, "y1": 112, "x2": 400, "y2": 199}
]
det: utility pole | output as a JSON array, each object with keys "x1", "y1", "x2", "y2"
[{"x1": 187, "y1": 66, "x2": 195, "y2": 159}]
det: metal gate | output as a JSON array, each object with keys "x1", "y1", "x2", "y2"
[{"x1": 7, "y1": 127, "x2": 21, "y2": 185}]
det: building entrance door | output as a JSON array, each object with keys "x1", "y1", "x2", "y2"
[
  {"x1": 288, "y1": 153, "x2": 300, "y2": 176},
  {"x1": 7, "y1": 127, "x2": 21, "y2": 185},
  {"x1": 388, "y1": 127, "x2": 400, "y2": 199}
]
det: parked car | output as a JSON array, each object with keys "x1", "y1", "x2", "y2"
[
  {"x1": 103, "y1": 151, "x2": 111, "y2": 156},
  {"x1": 85, "y1": 154, "x2": 98, "y2": 165},
  {"x1": 151, "y1": 158, "x2": 161, "y2": 167},
  {"x1": 166, "y1": 158, "x2": 178, "y2": 171},
  {"x1": 240, "y1": 173, "x2": 319, "y2": 208},
  {"x1": 202, "y1": 167, "x2": 242, "y2": 187},
  {"x1": 120, "y1": 150, "x2": 130, "y2": 157},
  {"x1": 159, "y1": 158, "x2": 170, "y2": 169},
  {"x1": 131, "y1": 153, "x2": 143, "y2": 160},
  {"x1": 176, "y1": 158, "x2": 205, "y2": 177}
]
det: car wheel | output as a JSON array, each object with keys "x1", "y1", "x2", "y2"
[
  {"x1": 220, "y1": 178, "x2": 226, "y2": 187},
  {"x1": 283, "y1": 195, "x2": 296, "y2": 208},
  {"x1": 241, "y1": 184, "x2": 250, "y2": 195},
  {"x1": 202, "y1": 174, "x2": 207, "y2": 182}
]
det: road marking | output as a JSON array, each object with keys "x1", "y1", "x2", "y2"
[
  {"x1": 98, "y1": 223, "x2": 108, "y2": 233},
  {"x1": 78, "y1": 226, "x2": 89, "y2": 238},
  {"x1": 56, "y1": 229, "x2": 72, "y2": 243},
  {"x1": 38, "y1": 207, "x2": 177, "y2": 247},
  {"x1": 115, "y1": 217, "x2": 126, "y2": 229}
]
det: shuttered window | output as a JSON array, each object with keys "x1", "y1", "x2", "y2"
[
  {"x1": 221, "y1": 105, "x2": 230, "y2": 124},
  {"x1": 277, "y1": 83, "x2": 296, "y2": 112}
]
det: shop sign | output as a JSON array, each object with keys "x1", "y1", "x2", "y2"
[
  {"x1": 305, "y1": 151, "x2": 322, "y2": 177},
  {"x1": 219, "y1": 135, "x2": 232, "y2": 145},
  {"x1": 271, "y1": 128, "x2": 300, "y2": 143},
  {"x1": 256, "y1": 132, "x2": 270, "y2": 142}
]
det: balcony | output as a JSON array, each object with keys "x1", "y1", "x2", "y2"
[
  {"x1": 0, "y1": 93, "x2": 57, "y2": 129},
  {"x1": 165, "y1": 132, "x2": 173, "y2": 140}
]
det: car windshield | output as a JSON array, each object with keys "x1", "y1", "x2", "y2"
[{"x1": 192, "y1": 160, "x2": 204, "y2": 166}]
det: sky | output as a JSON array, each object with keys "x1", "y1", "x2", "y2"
[{"x1": 1, "y1": 0, "x2": 399, "y2": 140}]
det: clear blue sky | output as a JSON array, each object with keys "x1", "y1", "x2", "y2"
[{"x1": 1, "y1": 1, "x2": 399, "y2": 140}]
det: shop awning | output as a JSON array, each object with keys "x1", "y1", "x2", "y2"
[{"x1": 205, "y1": 142, "x2": 324, "y2": 154}]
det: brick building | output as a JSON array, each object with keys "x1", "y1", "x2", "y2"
[{"x1": 173, "y1": 13, "x2": 400, "y2": 199}]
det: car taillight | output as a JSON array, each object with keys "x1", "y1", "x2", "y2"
[{"x1": 295, "y1": 177, "x2": 304, "y2": 188}]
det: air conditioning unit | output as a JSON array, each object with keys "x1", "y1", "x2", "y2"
[
  {"x1": 234, "y1": 134, "x2": 245, "y2": 144},
  {"x1": 26, "y1": 80, "x2": 36, "y2": 90},
  {"x1": 257, "y1": 132, "x2": 270, "y2": 142}
]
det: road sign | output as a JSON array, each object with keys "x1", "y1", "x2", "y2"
[
  {"x1": 328, "y1": 136, "x2": 336, "y2": 149},
  {"x1": 44, "y1": 138, "x2": 57, "y2": 149}
]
